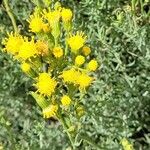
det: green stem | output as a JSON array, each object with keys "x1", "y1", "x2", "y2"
[
  {"x1": 54, "y1": 37, "x2": 58, "y2": 47},
  {"x1": 140, "y1": 0, "x2": 144, "y2": 14},
  {"x1": 131, "y1": 0, "x2": 137, "y2": 14},
  {"x1": 58, "y1": 114, "x2": 75, "y2": 149},
  {"x1": 65, "y1": 31, "x2": 69, "y2": 56},
  {"x1": 3, "y1": 0, "x2": 18, "y2": 33}
]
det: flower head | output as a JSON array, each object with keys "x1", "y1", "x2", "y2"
[
  {"x1": 21, "y1": 62, "x2": 31, "y2": 73},
  {"x1": 28, "y1": 14, "x2": 44, "y2": 33},
  {"x1": 36, "y1": 40, "x2": 49, "y2": 56},
  {"x1": 75, "y1": 55, "x2": 85, "y2": 66},
  {"x1": 43, "y1": 105, "x2": 58, "y2": 118},
  {"x1": 53, "y1": 47, "x2": 63, "y2": 58},
  {"x1": 61, "y1": 68, "x2": 80, "y2": 84},
  {"x1": 61, "y1": 8, "x2": 73, "y2": 22},
  {"x1": 17, "y1": 38, "x2": 37, "y2": 60},
  {"x1": 67, "y1": 31, "x2": 86, "y2": 53},
  {"x1": 61, "y1": 95, "x2": 71, "y2": 106},
  {"x1": 87, "y1": 60, "x2": 98, "y2": 71},
  {"x1": 77, "y1": 73, "x2": 93, "y2": 91},
  {"x1": 82, "y1": 46, "x2": 91, "y2": 56},
  {"x1": 3, "y1": 32, "x2": 23, "y2": 55},
  {"x1": 36, "y1": 73, "x2": 57, "y2": 96},
  {"x1": 44, "y1": 10, "x2": 61, "y2": 26}
]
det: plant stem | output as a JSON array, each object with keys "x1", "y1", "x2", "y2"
[
  {"x1": 58, "y1": 114, "x2": 75, "y2": 149},
  {"x1": 80, "y1": 134, "x2": 103, "y2": 150},
  {"x1": 3, "y1": 0, "x2": 18, "y2": 33},
  {"x1": 54, "y1": 37, "x2": 58, "y2": 47},
  {"x1": 65, "y1": 31, "x2": 69, "y2": 56}
]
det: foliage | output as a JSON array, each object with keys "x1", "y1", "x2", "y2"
[{"x1": 0, "y1": 0, "x2": 150, "y2": 149}]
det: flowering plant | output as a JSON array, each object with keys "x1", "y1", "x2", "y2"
[{"x1": 2, "y1": 0, "x2": 98, "y2": 148}]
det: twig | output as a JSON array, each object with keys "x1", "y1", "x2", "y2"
[
  {"x1": 3, "y1": 0, "x2": 18, "y2": 33},
  {"x1": 58, "y1": 114, "x2": 76, "y2": 149}
]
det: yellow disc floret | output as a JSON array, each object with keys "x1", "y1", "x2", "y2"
[
  {"x1": 61, "y1": 8, "x2": 73, "y2": 22},
  {"x1": 82, "y1": 46, "x2": 91, "y2": 56},
  {"x1": 75, "y1": 55, "x2": 85, "y2": 66},
  {"x1": 36, "y1": 73, "x2": 57, "y2": 96},
  {"x1": 3, "y1": 32, "x2": 23, "y2": 55},
  {"x1": 61, "y1": 95, "x2": 71, "y2": 106},
  {"x1": 43, "y1": 104, "x2": 58, "y2": 118},
  {"x1": 53, "y1": 47, "x2": 63, "y2": 58},
  {"x1": 87, "y1": 60, "x2": 98, "y2": 71},
  {"x1": 67, "y1": 31, "x2": 86, "y2": 53},
  {"x1": 36, "y1": 40, "x2": 49, "y2": 56},
  {"x1": 21, "y1": 62, "x2": 31, "y2": 73},
  {"x1": 17, "y1": 38, "x2": 37, "y2": 60}
]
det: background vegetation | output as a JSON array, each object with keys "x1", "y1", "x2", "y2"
[{"x1": 0, "y1": 0, "x2": 150, "y2": 149}]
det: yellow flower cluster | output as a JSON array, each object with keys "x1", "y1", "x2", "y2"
[
  {"x1": 61, "y1": 68, "x2": 93, "y2": 91},
  {"x1": 2, "y1": 1, "x2": 99, "y2": 119},
  {"x1": 3, "y1": 34, "x2": 49, "y2": 60}
]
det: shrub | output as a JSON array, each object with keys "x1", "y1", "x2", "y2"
[{"x1": 0, "y1": 0, "x2": 149, "y2": 149}]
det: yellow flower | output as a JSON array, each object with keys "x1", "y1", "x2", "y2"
[
  {"x1": 17, "y1": 38, "x2": 37, "y2": 60},
  {"x1": 61, "y1": 68, "x2": 80, "y2": 84},
  {"x1": 43, "y1": 105, "x2": 58, "y2": 118},
  {"x1": 87, "y1": 60, "x2": 98, "y2": 71},
  {"x1": 67, "y1": 31, "x2": 86, "y2": 53},
  {"x1": 82, "y1": 46, "x2": 91, "y2": 56},
  {"x1": 36, "y1": 40, "x2": 49, "y2": 56},
  {"x1": 53, "y1": 47, "x2": 63, "y2": 58},
  {"x1": 28, "y1": 14, "x2": 44, "y2": 33},
  {"x1": 61, "y1": 95, "x2": 71, "y2": 106},
  {"x1": 75, "y1": 55, "x2": 85, "y2": 66},
  {"x1": 42, "y1": 23, "x2": 50, "y2": 33},
  {"x1": 121, "y1": 138, "x2": 134, "y2": 150},
  {"x1": 3, "y1": 32, "x2": 23, "y2": 55},
  {"x1": 61, "y1": 8, "x2": 73, "y2": 22},
  {"x1": 36, "y1": 73, "x2": 57, "y2": 96},
  {"x1": 44, "y1": 10, "x2": 61, "y2": 26},
  {"x1": 77, "y1": 73, "x2": 93, "y2": 90},
  {"x1": 21, "y1": 62, "x2": 30, "y2": 72}
]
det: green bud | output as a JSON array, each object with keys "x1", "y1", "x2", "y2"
[{"x1": 30, "y1": 92, "x2": 50, "y2": 109}]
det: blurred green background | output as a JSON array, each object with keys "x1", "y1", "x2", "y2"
[{"x1": 0, "y1": 0, "x2": 150, "y2": 149}]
